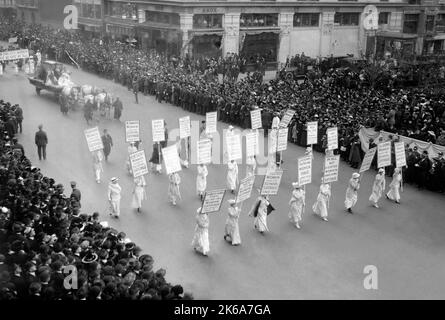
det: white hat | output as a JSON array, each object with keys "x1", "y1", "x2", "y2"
[
  {"x1": 352, "y1": 173, "x2": 360, "y2": 179},
  {"x1": 292, "y1": 182, "x2": 300, "y2": 188},
  {"x1": 228, "y1": 125, "x2": 234, "y2": 130},
  {"x1": 111, "y1": 177, "x2": 118, "y2": 182},
  {"x1": 378, "y1": 168, "x2": 385, "y2": 173},
  {"x1": 228, "y1": 199, "x2": 236, "y2": 205},
  {"x1": 196, "y1": 207, "x2": 202, "y2": 213}
]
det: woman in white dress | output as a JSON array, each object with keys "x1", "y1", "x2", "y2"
[
  {"x1": 168, "y1": 172, "x2": 181, "y2": 206},
  {"x1": 92, "y1": 150, "x2": 104, "y2": 183},
  {"x1": 369, "y1": 168, "x2": 386, "y2": 208},
  {"x1": 132, "y1": 175, "x2": 147, "y2": 212},
  {"x1": 345, "y1": 172, "x2": 360, "y2": 214},
  {"x1": 196, "y1": 164, "x2": 208, "y2": 201},
  {"x1": 245, "y1": 155, "x2": 257, "y2": 178},
  {"x1": 224, "y1": 199, "x2": 241, "y2": 245},
  {"x1": 289, "y1": 182, "x2": 305, "y2": 229},
  {"x1": 249, "y1": 194, "x2": 270, "y2": 234},
  {"x1": 312, "y1": 178, "x2": 331, "y2": 221},
  {"x1": 227, "y1": 160, "x2": 238, "y2": 194},
  {"x1": 192, "y1": 207, "x2": 210, "y2": 256},
  {"x1": 126, "y1": 142, "x2": 138, "y2": 175},
  {"x1": 386, "y1": 167, "x2": 402, "y2": 204}
]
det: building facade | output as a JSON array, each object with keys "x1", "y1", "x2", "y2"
[
  {"x1": 0, "y1": 0, "x2": 16, "y2": 18},
  {"x1": 14, "y1": 0, "x2": 445, "y2": 61},
  {"x1": 16, "y1": 0, "x2": 72, "y2": 28}
]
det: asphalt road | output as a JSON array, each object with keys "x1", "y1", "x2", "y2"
[{"x1": 1, "y1": 62, "x2": 445, "y2": 300}]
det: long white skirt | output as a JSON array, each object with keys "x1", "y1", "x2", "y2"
[
  {"x1": 369, "y1": 185, "x2": 383, "y2": 203},
  {"x1": 254, "y1": 210, "x2": 269, "y2": 233},
  {"x1": 289, "y1": 202, "x2": 304, "y2": 224},
  {"x1": 313, "y1": 198, "x2": 328, "y2": 218},
  {"x1": 191, "y1": 226, "x2": 209, "y2": 255},
  {"x1": 225, "y1": 217, "x2": 241, "y2": 245},
  {"x1": 344, "y1": 190, "x2": 358, "y2": 209},
  {"x1": 110, "y1": 198, "x2": 120, "y2": 216},
  {"x1": 227, "y1": 171, "x2": 237, "y2": 190},
  {"x1": 132, "y1": 186, "x2": 146, "y2": 209},
  {"x1": 168, "y1": 183, "x2": 181, "y2": 203},
  {"x1": 387, "y1": 185, "x2": 400, "y2": 202}
]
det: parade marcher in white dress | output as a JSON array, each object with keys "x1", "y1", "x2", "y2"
[
  {"x1": 386, "y1": 167, "x2": 402, "y2": 204},
  {"x1": 369, "y1": 168, "x2": 386, "y2": 208},
  {"x1": 168, "y1": 172, "x2": 181, "y2": 205},
  {"x1": 345, "y1": 172, "x2": 361, "y2": 214},
  {"x1": 245, "y1": 155, "x2": 257, "y2": 178},
  {"x1": 126, "y1": 142, "x2": 138, "y2": 174},
  {"x1": 249, "y1": 194, "x2": 271, "y2": 234},
  {"x1": 196, "y1": 164, "x2": 208, "y2": 201},
  {"x1": 312, "y1": 179, "x2": 331, "y2": 221},
  {"x1": 224, "y1": 199, "x2": 241, "y2": 246},
  {"x1": 192, "y1": 207, "x2": 210, "y2": 256},
  {"x1": 108, "y1": 177, "x2": 122, "y2": 218},
  {"x1": 92, "y1": 150, "x2": 104, "y2": 183},
  {"x1": 227, "y1": 160, "x2": 238, "y2": 194},
  {"x1": 289, "y1": 182, "x2": 305, "y2": 229},
  {"x1": 132, "y1": 175, "x2": 147, "y2": 212}
]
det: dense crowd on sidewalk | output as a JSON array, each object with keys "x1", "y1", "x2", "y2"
[
  {"x1": 1, "y1": 18, "x2": 444, "y2": 192},
  {"x1": 0, "y1": 99, "x2": 192, "y2": 300}
]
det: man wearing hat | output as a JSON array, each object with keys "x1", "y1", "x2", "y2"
[
  {"x1": 108, "y1": 177, "x2": 122, "y2": 218},
  {"x1": 191, "y1": 207, "x2": 210, "y2": 256},
  {"x1": 224, "y1": 199, "x2": 241, "y2": 245},
  {"x1": 289, "y1": 182, "x2": 305, "y2": 229},
  {"x1": 345, "y1": 173, "x2": 360, "y2": 214},
  {"x1": 414, "y1": 150, "x2": 431, "y2": 189},
  {"x1": 34, "y1": 124, "x2": 48, "y2": 160},
  {"x1": 70, "y1": 181, "x2": 81, "y2": 208},
  {"x1": 369, "y1": 168, "x2": 386, "y2": 208}
]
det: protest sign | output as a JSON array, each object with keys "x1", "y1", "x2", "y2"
[
  {"x1": 179, "y1": 116, "x2": 191, "y2": 139},
  {"x1": 307, "y1": 121, "x2": 318, "y2": 145},
  {"x1": 395, "y1": 142, "x2": 407, "y2": 168},
  {"x1": 279, "y1": 109, "x2": 296, "y2": 128},
  {"x1": 152, "y1": 119, "x2": 165, "y2": 142},
  {"x1": 277, "y1": 128, "x2": 289, "y2": 152},
  {"x1": 327, "y1": 127, "x2": 338, "y2": 150},
  {"x1": 0, "y1": 49, "x2": 29, "y2": 61},
  {"x1": 359, "y1": 147, "x2": 377, "y2": 173},
  {"x1": 197, "y1": 139, "x2": 212, "y2": 164},
  {"x1": 125, "y1": 120, "x2": 140, "y2": 142},
  {"x1": 323, "y1": 155, "x2": 340, "y2": 183},
  {"x1": 201, "y1": 189, "x2": 226, "y2": 213},
  {"x1": 250, "y1": 109, "x2": 262, "y2": 130},
  {"x1": 377, "y1": 141, "x2": 392, "y2": 168},
  {"x1": 227, "y1": 134, "x2": 242, "y2": 161},
  {"x1": 236, "y1": 175, "x2": 255, "y2": 203},
  {"x1": 261, "y1": 169, "x2": 283, "y2": 195},
  {"x1": 206, "y1": 112, "x2": 217, "y2": 134},
  {"x1": 162, "y1": 145, "x2": 181, "y2": 174},
  {"x1": 246, "y1": 131, "x2": 259, "y2": 157},
  {"x1": 298, "y1": 156, "x2": 312, "y2": 186},
  {"x1": 129, "y1": 150, "x2": 149, "y2": 178},
  {"x1": 84, "y1": 127, "x2": 103, "y2": 152}
]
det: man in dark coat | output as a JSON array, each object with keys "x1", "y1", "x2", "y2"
[
  {"x1": 70, "y1": 181, "x2": 81, "y2": 206},
  {"x1": 101, "y1": 129, "x2": 113, "y2": 161},
  {"x1": 12, "y1": 138, "x2": 25, "y2": 157},
  {"x1": 14, "y1": 104, "x2": 24, "y2": 133},
  {"x1": 113, "y1": 97, "x2": 123, "y2": 121},
  {"x1": 414, "y1": 151, "x2": 431, "y2": 189},
  {"x1": 34, "y1": 124, "x2": 48, "y2": 160}
]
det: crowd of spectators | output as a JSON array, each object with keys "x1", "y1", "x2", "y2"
[
  {"x1": 0, "y1": 99, "x2": 192, "y2": 300},
  {"x1": 1, "y1": 19, "x2": 445, "y2": 190}
]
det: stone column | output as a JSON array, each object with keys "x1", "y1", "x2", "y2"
[
  {"x1": 278, "y1": 12, "x2": 293, "y2": 63},
  {"x1": 223, "y1": 13, "x2": 240, "y2": 56},
  {"x1": 180, "y1": 13, "x2": 193, "y2": 57}
]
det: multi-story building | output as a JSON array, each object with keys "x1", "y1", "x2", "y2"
[
  {"x1": 0, "y1": 0, "x2": 16, "y2": 18},
  {"x1": 16, "y1": 0, "x2": 72, "y2": 28},
  {"x1": 15, "y1": 0, "x2": 445, "y2": 61}
]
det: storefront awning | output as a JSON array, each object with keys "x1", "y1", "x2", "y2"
[
  {"x1": 190, "y1": 29, "x2": 224, "y2": 36},
  {"x1": 376, "y1": 31, "x2": 417, "y2": 40},
  {"x1": 240, "y1": 28, "x2": 281, "y2": 36},
  {"x1": 430, "y1": 34, "x2": 445, "y2": 41}
]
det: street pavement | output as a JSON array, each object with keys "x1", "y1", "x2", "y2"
[{"x1": 1, "y1": 63, "x2": 445, "y2": 299}]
